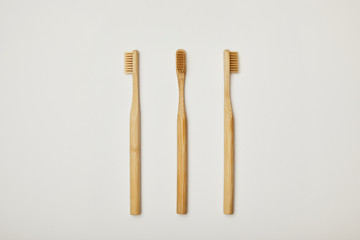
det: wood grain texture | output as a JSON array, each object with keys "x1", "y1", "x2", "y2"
[
  {"x1": 224, "y1": 50, "x2": 234, "y2": 214},
  {"x1": 129, "y1": 50, "x2": 141, "y2": 215},
  {"x1": 176, "y1": 50, "x2": 187, "y2": 214}
]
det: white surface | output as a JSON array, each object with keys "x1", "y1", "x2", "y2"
[{"x1": 1, "y1": 0, "x2": 360, "y2": 239}]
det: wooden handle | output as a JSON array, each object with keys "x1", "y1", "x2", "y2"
[
  {"x1": 224, "y1": 50, "x2": 234, "y2": 214},
  {"x1": 177, "y1": 74, "x2": 188, "y2": 214},
  {"x1": 224, "y1": 109, "x2": 234, "y2": 214},
  {"x1": 130, "y1": 51, "x2": 141, "y2": 215}
]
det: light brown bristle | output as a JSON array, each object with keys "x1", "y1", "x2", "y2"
[
  {"x1": 125, "y1": 52, "x2": 133, "y2": 74},
  {"x1": 229, "y1": 51, "x2": 238, "y2": 73},
  {"x1": 176, "y1": 49, "x2": 186, "y2": 73}
]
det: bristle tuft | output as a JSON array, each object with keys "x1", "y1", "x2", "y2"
[
  {"x1": 125, "y1": 52, "x2": 133, "y2": 74},
  {"x1": 229, "y1": 51, "x2": 238, "y2": 73},
  {"x1": 176, "y1": 49, "x2": 186, "y2": 73}
]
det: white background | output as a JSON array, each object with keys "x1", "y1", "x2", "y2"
[{"x1": 1, "y1": 0, "x2": 360, "y2": 239}]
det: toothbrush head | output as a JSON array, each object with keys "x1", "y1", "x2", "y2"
[
  {"x1": 229, "y1": 51, "x2": 238, "y2": 73},
  {"x1": 176, "y1": 49, "x2": 186, "y2": 74},
  {"x1": 125, "y1": 51, "x2": 134, "y2": 74}
]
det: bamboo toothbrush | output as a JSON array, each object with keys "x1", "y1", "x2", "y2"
[
  {"x1": 176, "y1": 49, "x2": 188, "y2": 214},
  {"x1": 224, "y1": 50, "x2": 238, "y2": 214},
  {"x1": 125, "y1": 50, "x2": 141, "y2": 215}
]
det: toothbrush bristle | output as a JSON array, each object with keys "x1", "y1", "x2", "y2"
[
  {"x1": 125, "y1": 52, "x2": 133, "y2": 74},
  {"x1": 229, "y1": 51, "x2": 238, "y2": 73},
  {"x1": 176, "y1": 49, "x2": 186, "y2": 73}
]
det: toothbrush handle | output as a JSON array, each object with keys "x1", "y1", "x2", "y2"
[
  {"x1": 224, "y1": 101, "x2": 234, "y2": 214},
  {"x1": 130, "y1": 103, "x2": 141, "y2": 215},
  {"x1": 177, "y1": 94, "x2": 188, "y2": 214}
]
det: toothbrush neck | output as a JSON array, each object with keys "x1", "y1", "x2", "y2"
[
  {"x1": 132, "y1": 73, "x2": 139, "y2": 103},
  {"x1": 225, "y1": 76, "x2": 231, "y2": 99},
  {"x1": 178, "y1": 73, "x2": 185, "y2": 115},
  {"x1": 179, "y1": 80, "x2": 185, "y2": 100}
]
